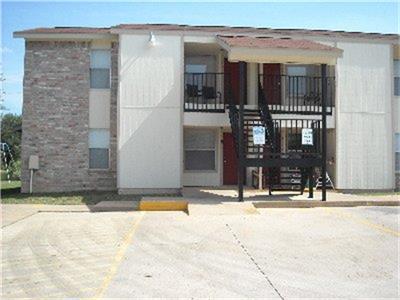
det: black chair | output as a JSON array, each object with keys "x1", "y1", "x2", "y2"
[
  {"x1": 186, "y1": 84, "x2": 200, "y2": 98},
  {"x1": 202, "y1": 86, "x2": 221, "y2": 102}
]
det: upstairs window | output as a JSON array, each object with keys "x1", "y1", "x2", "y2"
[
  {"x1": 185, "y1": 64, "x2": 207, "y2": 73},
  {"x1": 394, "y1": 60, "x2": 400, "y2": 96},
  {"x1": 287, "y1": 65, "x2": 308, "y2": 95},
  {"x1": 90, "y1": 50, "x2": 111, "y2": 89}
]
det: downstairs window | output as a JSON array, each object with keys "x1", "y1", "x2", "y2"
[{"x1": 184, "y1": 129, "x2": 216, "y2": 171}]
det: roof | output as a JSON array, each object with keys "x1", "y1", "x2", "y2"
[
  {"x1": 14, "y1": 24, "x2": 399, "y2": 42},
  {"x1": 14, "y1": 27, "x2": 110, "y2": 35},
  {"x1": 217, "y1": 35, "x2": 341, "y2": 52}
]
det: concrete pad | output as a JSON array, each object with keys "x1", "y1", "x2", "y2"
[
  {"x1": 229, "y1": 207, "x2": 399, "y2": 298},
  {"x1": 103, "y1": 212, "x2": 280, "y2": 298},
  {"x1": 1, "y1": 211, "x2": 143, "y2": 298},
  {"x1": 93, "y1": 200, "x2": 139, "y2": 212},
  {"x1": 2, "y1": 204, "x2": 398, "y2": 298}
]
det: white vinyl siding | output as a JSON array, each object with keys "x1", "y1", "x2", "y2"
[
  {"x1": 184, "y1": 129, "x2": 216, "y2": 171},
  {"x1": 90, "y1": 50, "x2": 111, "y2": 89}
]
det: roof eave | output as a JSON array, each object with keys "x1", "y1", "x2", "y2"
[{"x1": 13, "y1": 32, "x2": 116, "y2": 40}]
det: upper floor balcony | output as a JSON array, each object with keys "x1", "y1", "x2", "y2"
[{"x1": 184, "y1": 71, "x2": 335, "y2": 115}]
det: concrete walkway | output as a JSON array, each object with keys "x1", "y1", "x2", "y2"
[
  {"x1": 1, "y1": 204, "x2": 91, "y2": 227},
  {"x1": 182, "y1": 186, "x2": 400, "y2": 202}
]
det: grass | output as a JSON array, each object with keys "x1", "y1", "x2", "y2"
[
  {"x1": 1, "y1": 181, "x2": 140, "y2": 205},
  {"x1": 1, "y1": 180, "x2": 21, "y2": 190}
]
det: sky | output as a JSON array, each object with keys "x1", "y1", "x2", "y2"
[{"x1": 1, "y1": 1, "x2": 399, "y2": 115}]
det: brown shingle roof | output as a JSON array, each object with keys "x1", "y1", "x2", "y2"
[
  {"x1": 14, "y1": 24, "x2": 399, "y2": 41},
  {"x1": 217, "y1": 35, "x2": 341, "y2": 52},
  {"x1": 113, "y1": 24, "x2": 398, "y2": 41}
]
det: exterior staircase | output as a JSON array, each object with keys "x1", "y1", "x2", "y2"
[{"x1": 227, "y1": 82, "x2": 307, "y2": 194}]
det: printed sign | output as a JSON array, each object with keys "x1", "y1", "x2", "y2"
[
  {"x1": 253, "y1": 126, "x2": 266, "y2": 145},
  {"x1": 302, "y1": 128, "x2": 313, "y2": 145}
]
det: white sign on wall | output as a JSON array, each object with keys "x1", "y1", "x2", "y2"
[
  {"x1": 253, "y1": 126, "x2": 266, "y2": 145},
  {"x1": 302, "y1": 128, "x2": 313, "y2": 145}
]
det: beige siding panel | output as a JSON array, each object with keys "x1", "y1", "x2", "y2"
[
  {"x1": 89, "y1": 89, "x2": 110, "y2": 128},
  {"x1": 118, "y1": 34, "x2": 182, "y2": 189},
  {"x1": 336, "y1": 42, "x2": 393, "y2": 190}
]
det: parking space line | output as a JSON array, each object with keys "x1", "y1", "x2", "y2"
[
  {"x1": 225, "y1": 223, "x2": 284, "y2": 299},
  {"x1": 323, "y1": 208, "x2": 400, "y2": 237},
  {"x1": 93, "y1": 212, "x2": 145, "y2": 299}
]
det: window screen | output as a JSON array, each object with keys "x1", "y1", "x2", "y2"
[
  {"x1": 90, "y1": 50, "x2": 110, "y2": 89},
  {"x1": 184, "y1": 129, "x2": 216, "y2": 171},
  {"x1": 89, "y1": 129, "x2": 110, "y2": 169},
  {"x1": 90, "y1": 69, "x2": 110, "y2": 89},
  {"x1": 89, "y1": 149, "x2": 109, "y2": 169}
]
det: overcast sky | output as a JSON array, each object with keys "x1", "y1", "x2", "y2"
[{"x1": 1, "y1": 1, "x2": 399, "y2": 114}]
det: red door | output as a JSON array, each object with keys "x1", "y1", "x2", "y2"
[
  {"x1": 224, "y1": 59, "x2": 247, "y2": 105},
  {"x1": 223, "y1": 132, "x2": 238, "y2": 185},
  {"x1": 263, "y1": 64, "x2": 281, "y2": 105}
]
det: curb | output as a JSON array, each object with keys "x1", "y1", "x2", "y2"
[
  {"x1": 253, "y1": 200, "x2": 400, "y2": 209},
  {"x1": 138, "y1": 200, "x2": 188, "y2": 212}
]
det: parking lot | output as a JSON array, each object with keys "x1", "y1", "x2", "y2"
[{"x1": 1, "y1": 205, "x2": 399, "y2": 298}]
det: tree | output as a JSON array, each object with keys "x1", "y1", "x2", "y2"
[{"x1": 1, "y1": 113, "x2": 22, "y2": 160}]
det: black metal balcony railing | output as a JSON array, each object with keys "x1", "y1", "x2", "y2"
[
  {"x1": 260, "y1": 74, "x2": 335, "y2": 115},
  {"x1": 183, "y1": 73, "x2": 335, "y2": 114},
  {"x1": 184, "y1": 73, "x2": 227, "y2": 112}
]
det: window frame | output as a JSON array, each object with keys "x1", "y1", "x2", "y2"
[
  {"x1": 184, "y1": 129, "x2": 217, "y2": 172},
  {"x1": 90, "y1": 49, "x2": 111, "y2": 89}
]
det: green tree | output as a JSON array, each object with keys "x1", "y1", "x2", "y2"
[{"x1": 1, "y1": 113, "x2": 22, "y2": 159}]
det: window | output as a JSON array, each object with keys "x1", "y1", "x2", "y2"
[
  {"x1": 89, "y1": 129, "x2": 109, "y2": 169},
  {"x1": 394, "y1": 60, "x2": 400, "y2": 96},
  {"x1": 90, "y1": 50, "x2": 111, "y2": 89},
  {"x1": 184, "y1": 129, "x2": 216, "y2": 171},
  {"x1": 287, "y1": 65, "x2": 307, "y2": 95},
  {"x1": 396, "y1": 133, "x2": 400, "y2": 172},
  {"x1": 185, "y1": 64, "x2": 207, "y2": 73}
]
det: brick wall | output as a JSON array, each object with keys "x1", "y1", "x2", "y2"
[{"x1": 21, "y1": 41, "x2": 118, "y2": 193}]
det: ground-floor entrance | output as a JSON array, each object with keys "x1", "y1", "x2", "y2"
[{"x1": 223, "y1": 132, "x2": 238, "y2": 185}]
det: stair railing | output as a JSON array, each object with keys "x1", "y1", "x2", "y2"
[{"x1": 258, "y1": 81, "x2": 277, "y2": 153}]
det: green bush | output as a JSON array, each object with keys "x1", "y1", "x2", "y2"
[{"x1": 1, "y1": 160, "x2": 20, "y2": 180}]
